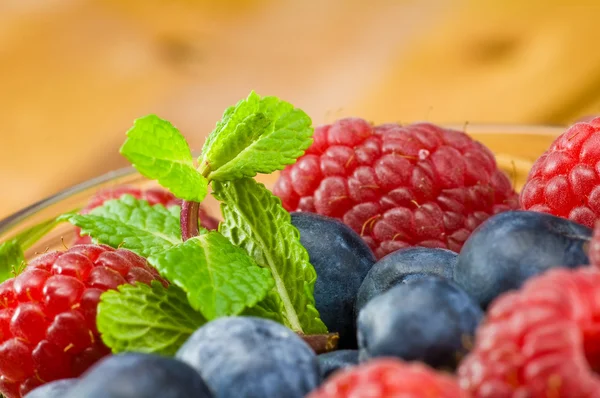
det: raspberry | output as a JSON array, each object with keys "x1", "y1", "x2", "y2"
[
  {"x1": 458, "y1": 267, "x2": 600, "y2": 397},
  {"x1": 0, "y1": 244, "x2": 167, "y2": 398},
  {"x1": 74, "y1": 186, "x2": 219, "y2": 244},
  {"x1": 307, "y1": 358, "x2": 466, "y2": 398},
  {"x1": 521, "y1": 117, "x2": 600, "y2": 228},
  {"x1": 82, "y1": 186, "x2": 180, "y2": 211},
  {"x1": 591, "y1": 222, "x2": 600, "y2": 267},
  {"x1": 273, "y1": 118, "x2": 519, "y2": 258}
]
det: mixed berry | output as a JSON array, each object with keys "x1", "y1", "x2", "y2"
[{"x1": 1, "y1": 93, "x2": 599, "y2": 398}]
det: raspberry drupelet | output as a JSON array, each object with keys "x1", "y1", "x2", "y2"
[
  {"x1": 274, "y1": 118, "x2": 519, "y2": 258},
  {"x1": 0, "y1": 244, "x2": 167, "y2": 398}
]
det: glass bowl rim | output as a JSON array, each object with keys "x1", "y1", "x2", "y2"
[
  {"x1": 0, "y1": 123, "x2": 566, "y2": 235},
  {"x1": 0, "y1": 167, "x2": 137, "y2": 234}
]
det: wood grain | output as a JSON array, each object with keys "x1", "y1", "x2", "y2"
[{"x1": 0, "y1": 1, "x2": 597, "y2": 219}]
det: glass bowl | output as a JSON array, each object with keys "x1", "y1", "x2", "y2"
[{"x1": 0, "y1": 124, "x2": 565, "y2": 259}]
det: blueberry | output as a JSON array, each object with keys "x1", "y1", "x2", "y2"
[
  {"x1": 357, "y1": 275, "x2": 483, "y2": 369},
  {"x1": 355, "y1": 247, "x2": 457, "y2": 314},
  {"x1": 317, "y1": 350, "x2": 359, "y2": 380},
  {"x1": 64, "y1": 353, "x2": 212, "y2": 398},
  {"x1": 454, "y1": 210, "x2": 591, "y2": 308},
  {"x1": 176, "y1": 316, "x2": 320, "y2": 398},
  {"x1": 291, "y1": 212, "x2": 376, "y2": 349},
  {"x1": 25, "y1": 379, "x2": 77, "y2": 398}
]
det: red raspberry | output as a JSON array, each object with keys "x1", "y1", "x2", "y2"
[
  {"x1": 458, "y1": 267, "x2": 600, "y2": 397},
  {"x1": 0, "y1": 244, "x2": 167, "y2": 398},
  {"x1": 273, "y1": 118, "x2": 519, "y2": 258},
  {"x1": 82, "y1": 186, "x2": 180, "y2": 211},
  {"x1": 591, "y1": 222, "x2": 600, "y2": 267},
  {"x1": 307, "y1": 358, "x2": 467, "y2": 398},
  {"x1": 520, "y1": 117, "x2": 600, "y2": 228},
  {"x1": 74, "y1": 186, "x2": 219, "y2": 244}
]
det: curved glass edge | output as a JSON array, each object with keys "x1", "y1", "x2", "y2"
[
  {"x1": 0, "y1": 167, "x2": 137, "y2": 235},
  {"x1": 0, "y1": 124, "x2": 565, "y2": 239}
]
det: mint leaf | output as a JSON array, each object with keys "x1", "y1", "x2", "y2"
[
  {"x1": 0, "y1": 240, "x2": 23, "y2": 283},
  {"x1": 212, "y1": 178, "x2": 327, "y2": 334},
  {"x1": 97, "y1": 281, "x2": 205, "y2": 356},
  {"x1": 62, "y1": 195, "x2": 182, "y2": 258},
  {"x1": 0, "y1": 213, "x2": 73, "y2": 282},
  {"x1": 148, "y1": 231, "x2": 274, "y2": 320},
  {"x1": 199, "y1": 91, "x2": 314, "y2": 181},
  {"x1": 120, "y1": 115, "x2": 208, "y2": 202},
  {"x1": 242, "y1": 292, "x2": 285, "y2": 324}
]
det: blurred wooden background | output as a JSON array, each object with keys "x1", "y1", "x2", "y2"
[{"x1": 1, "y1": 0, "x2": 600, "y2": 220}]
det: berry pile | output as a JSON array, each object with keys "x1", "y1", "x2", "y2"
[
  {"x1": 273, "y1": 118, "x2": 520, "y2": 258},
  {"x1": 0, "y1": 245, "x2": 166, "y2": 398},
  {"x1": 3, "y1": 110, "x2": 600, "y2": 398}
]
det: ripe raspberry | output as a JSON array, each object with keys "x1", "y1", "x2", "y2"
[
  {"x1": 307, "y1": 358, "x2": 467, "y2": 398},
  {"x1": 458, "y1": 267, "x2": 600, "y2": 397},
  {"x1": 82, "y1": 186, "x2": 180, "y2": 211},
  {"x1": 521, "y1": 117, "x2": 600, "y2": 228},
  {"x1": 274, "y1": 118, "x2": 519, "y2": 258},
  {"x1": 74, "y1": 186, "x2": 219, "y2": 244},
  {"x1": 0, "y1": 244, "x2": 167, "y2": 398},
  {"x1": 591, "y1": 222, "x2": 600, "y2": 267}
]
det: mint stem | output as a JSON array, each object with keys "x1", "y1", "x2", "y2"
[
  {"x1": 180, "y1": 201, "x2": 200, "y2": 241},
  {"x1": 299, "y1": 332, "x2": 339, "y2": 354}
]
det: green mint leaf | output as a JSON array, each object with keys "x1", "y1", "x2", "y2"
[
  {"x1": 199, "y1": 91, "x2": 314, "y2": 181},
  {"x1": 0, "y1": 240, "x2": 23, "y2": 283},
  {"x1": 120, "y1": 115, "x2": 208, "y2": 202},
  {"x1": 62, "y1": 195, "x2": 182, "y2": 258},
  {"x1": 212, "y1": 178, "x2": 327, "y2": 334},
  {"x1": 148, "y1": 231, "x2": 274, "y2": 320},
  {"x1": 242, "y1": 292, "x2": 285, "y2": 324},
  {"x1": 0, "y1": 213, "x2": 74, "y2": 282},
  {"x1": 97, "y1": 281, "x2": 205, "y2": 356}
]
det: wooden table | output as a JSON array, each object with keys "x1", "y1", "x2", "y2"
[{"x1": 1, "y1": 0, "x2": 600, "y2": 220}]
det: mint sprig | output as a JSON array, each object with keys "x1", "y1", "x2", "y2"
[
  {"x1": 199, "y1": 91, "x2": 314, "y2": 181},
  {"x1": 63, "y1": 195, "x2": 184, "y2": 258},
  {"x1": 60, "y1": 91, "x2": 333, "y2": 356},
  {"x1": 213, "y1": 178, "x2": 327, "y2": 334},
  {"x1": 120, "y1": 115, "x2": 209, "y2": 202},
  {"x1": 148, "y1": 231, "x2": 274, "y2": 320},
  {"x1": 97, "y1": 281, "x2": 206, "y2": 356}
]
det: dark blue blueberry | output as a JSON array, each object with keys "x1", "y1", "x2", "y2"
[
  {"x1": 25, "y1": 379, "x2": 77, "y2": 398},
  {"x1": 355, "y1": 247, "x2": 457, "y2": 314},
  {"x1": 64, "y1": 353, "x2": 212, "y2": 398},
  {"x1": 317, "y1": 350, "x2": 359, "y2": 380},
  {"x1": 357, "y1": 275, "x2": 483, "y2": 369},
  {"x1": 454, "y1": 210, "x2": 591, "y2": 308},
  {"x1": 291, "y1": 212, "x2": 376, "y2": 349},
  {"x1": 176, "y1": 316, "x2": 320, "y2": 398}
]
